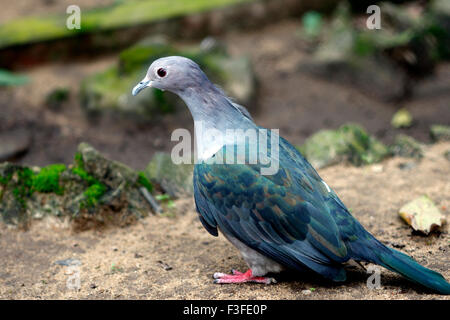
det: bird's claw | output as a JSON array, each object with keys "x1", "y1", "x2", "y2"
[{"x1": 212, "y1": 269, "x2": 277, "y2": 284}]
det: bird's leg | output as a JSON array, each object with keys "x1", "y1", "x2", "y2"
[{"x1": 213, "y1": 269, "x2": 276, "y2": 284}]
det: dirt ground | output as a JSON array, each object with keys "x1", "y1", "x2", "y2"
[{"x1": 0, "y1": 141, "x2": 449, "y2": 300}]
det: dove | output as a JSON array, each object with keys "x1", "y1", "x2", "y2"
[{"x1": 132, "y1": 56, "x2": 450, "y2": 294}]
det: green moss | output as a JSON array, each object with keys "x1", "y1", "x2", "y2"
[
  {"x1": 72, "y1": 152, "x2": 95, "y2": 184},
  {"x1": 12, "y1": 168, "x2": 34, "y2": 209},
  {"x1": 74, "y1": 152, "x2": 84, "y2": 168},
  {"x1": 0, "y1": 172, "x2": 12, "y2": 185},
  {"x1": 81, "y1": 183, "x2": 107, "y2": 208},
  {"x1": 32, "y1": 164, "x2": 66, "y2": 195},
  {"x1": 72, "y1": 167, "x2": 97, "y2": 185},
  {"x1": 72, "y1": 152, "x2": 107, "y2": 209},
  {"x1": 137, "y1": 171, "x2": 153, "y2": 193},
  {"x1": 1, "y1": 164, "x2": 68, "y2": 211}
]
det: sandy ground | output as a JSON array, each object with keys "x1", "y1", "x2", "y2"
[{"x1": 0, "y1": 141, "x2": 449, "y2": 300}]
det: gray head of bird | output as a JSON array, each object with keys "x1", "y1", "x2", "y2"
[{"x1": 132, "y1": 56, "x2": 210, "y2": 96}]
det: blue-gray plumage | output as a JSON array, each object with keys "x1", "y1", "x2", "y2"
[{"x1": 132, "y1": 56, "x2": 450, "y2": 293}]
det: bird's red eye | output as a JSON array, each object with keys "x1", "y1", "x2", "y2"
[{"x1": 157, "y1": 68, "x2": 167, "y2": 77}]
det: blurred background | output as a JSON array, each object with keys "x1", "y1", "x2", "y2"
[{"x1": 0, "y1": 0, "x2": 449, "y2": 170}]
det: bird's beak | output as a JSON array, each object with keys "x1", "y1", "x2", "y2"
[{"x1": 132, "y1": 79, "x2": 152, "y2": 96}]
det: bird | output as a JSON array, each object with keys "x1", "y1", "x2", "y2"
[{"x1": 132, "y1": 56, "x2": 450, "y2": 294}]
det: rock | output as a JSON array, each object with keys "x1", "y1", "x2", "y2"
[
  {"x1": 0, "y1": 163, "x2": 36, "y2": 225},
  {"x1": 157, "y1": 260, "x2": 173, "y2": 271},
  {"x1": 145, "y1": 152, "x2": 194, "y2": 198},
  {"x1": 397, "y1": 161, "x2": 417, "y2": 171},
  {"x1": 80, "y1": 37, "x2": 255, "y2": 120},
  {"x1": 0, "y1": 142, "x2": 155, "y2": 227},
  {"x1": 398, "y1": 195, "x2": 446, "y2": 235},
  {"x1": 297, "y1": 123, "x2": 390, "y2": 169},
  {"x1": 301, "y1": 289, "x2": 312, "y2": 295},
  {"x1": 390, "y1": 134, "x2": 423, "y2": 159},
  {"x1": 391, "y1": 109, "x2": 413, "y2": 129},
  {"x1": 0, "y1": 128, "x2": 31, "y2": 162},
  {"x1": 55, "y1": 258, "x2": 82, "y2": 267},
  {"x1": 430, "y1": 125, "x2": 450, "y2": 142},
  {"x1": 76, "y1": 142, "x2": 138, "y2": 190}
]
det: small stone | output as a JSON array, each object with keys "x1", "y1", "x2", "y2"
[
  {"x1": 390, "y1": 134, "x2": 423, "y2": 159},
  {"x1": 398, "y1": 161, "x2": 417, "y2": 170},
  {"x1": 391, "y1": 243, "x2": 406, "y2": 249},
  {"x1": 430, "y1": 125, "x2": 450, "y2": 142},
  {"x1": 55, "y1": 258, "x2": 81, "y2": 266},
  {"x1": 371, "y1": 164, "x2": 383, "y2": 173},
  {"x1": 301, "y1": 289, "x2": 312, "y2": 295},
  {"x1": 134, "y1": 253, "x2": 143, "y2": 258},
  {"x1": 157, "y1": 260, "x2": 173, "y2": 271},
  {"x1": 90, "y1": 283, "x2": 97, "y2": 289},
  {"x1": 391, "y1": 109, "x2": 413, "y2": 129}
]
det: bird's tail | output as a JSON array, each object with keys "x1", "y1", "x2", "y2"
[
  {"x1": 376, "y1": 246, "x2": 450, "y2": 294},
  {"x1": 350, "y1": 234, "x2": 450, "y2": 294}
]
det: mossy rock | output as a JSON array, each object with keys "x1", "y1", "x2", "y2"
[
  {"x1": 80, "y1": 37, "x2": 255, "y2": 119},
  {"x1": 145, "y1": 152, "x2": 194, "y2": 198},
  {"x1": 390, "y1": 134, "x2": 423, "y2": 159},
  {"x1": 430, "y1": 124, "x2": 450, "y2": 142},
  {"x1": 0, "y1": 143, "x2": 155, "y2": 227},
  {"x1": 297, "y1": 123, "x2": 390, "y2": 169}
]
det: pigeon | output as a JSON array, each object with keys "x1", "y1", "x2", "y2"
[{"x1": 132, "y1": 56, "x2": 450, "y2": 294}]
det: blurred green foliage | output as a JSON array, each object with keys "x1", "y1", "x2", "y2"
[{"x1": 0, "y1": 69, "x2": 28, "y2": 86}]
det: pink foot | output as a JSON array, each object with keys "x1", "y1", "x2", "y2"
[{"x1": 213, "y1": 269, "x2": 277, "y2": 284}]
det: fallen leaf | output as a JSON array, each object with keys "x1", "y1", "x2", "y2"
[{"x1": 398, "y1": 195, "x2": 446, "y2": 234}]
